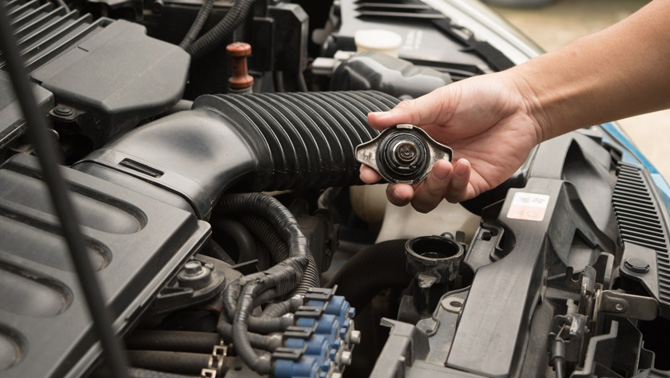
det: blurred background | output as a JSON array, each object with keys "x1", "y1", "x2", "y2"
[{"x1": 487, "y1": 0, "x2": 670, "y2": 180}]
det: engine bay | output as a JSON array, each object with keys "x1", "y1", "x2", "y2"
[{"x1": 0, "y1": 0, "x2": 669, "y2": 377}]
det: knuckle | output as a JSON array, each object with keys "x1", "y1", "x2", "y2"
[
  {"x1": 446, "y1": 189, "x2": 467, "y2": 204},
  {"x1": 396, "y1": 100, "x2": 414, "y2": 110},
  {"x1": 427, "y1": 180, "x2": 447, "y2": 197}
]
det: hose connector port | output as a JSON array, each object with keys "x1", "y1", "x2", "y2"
[{"x1": 355, "y1": 124, "x2": 452, "y2": 184}]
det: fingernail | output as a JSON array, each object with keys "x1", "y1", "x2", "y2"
[
  {"x1": 369, "y1": 111, "x2": 389, "y2": 119},
  {"x1": 455, "y1": 159, "x2": 469, "y2": 177}
]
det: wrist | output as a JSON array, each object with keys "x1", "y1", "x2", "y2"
[{"x1": 501, "y1": 68, "x2": 554, "y2": 144}]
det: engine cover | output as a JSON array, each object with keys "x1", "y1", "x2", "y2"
[
  {"x1": 0, "y1": 153, "x2": 209, "y2": 378},
  {"x1": 0, "y1": 2, "x2": 189, "y2": 153}
]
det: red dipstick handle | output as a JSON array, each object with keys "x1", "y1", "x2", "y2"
[{"x1": 227, "y1": 42, "x2": 254, "y2": 92}]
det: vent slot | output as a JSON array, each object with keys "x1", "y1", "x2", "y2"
[
  {"x1": 355, "y1": 0, "x2": 444, "y2": 21},
  {"x1": 1, "y1": 2, "x2": 108, "y2": 74},
  {"x1": 613, "y1": 162, "x2": 670, "y2": 303}
]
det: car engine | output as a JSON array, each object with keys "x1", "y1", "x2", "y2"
[{"x1": 0, "y1": 0, "x2": 669, "y2": 377}]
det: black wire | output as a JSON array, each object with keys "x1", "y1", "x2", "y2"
[
  {"x1": 179, "y1": 0, "x2": 214, "y2": 50},
  {"x1": 185, "y1": 0, "x2": 255, "y2": 60},
  {"x1": 0, "y1": 9, "x2": 129, "y2": 378},
  {"x1": 297, "y1": 71, "x2": 308, "y2": 92},
  {"x1": 273, "y1": 70, "x2": 285, "y2": 92}
]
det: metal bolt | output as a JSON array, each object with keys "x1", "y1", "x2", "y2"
[
  {"x1": 177, "y1": 260, "x2": 211, "y2": 288},
  {"x1": 53, "y1": 106, "x2": 73, "y2": 117},
  {"x1": 340, "y1": 351, "x2": 352, "y2": 365},
  {"x1": 394, "y1": 141, "x2": 418, "y2": 164},
  {"x1": 349, "y1": 330, "x2": 361, "y2": 345},
  {"x1": 182, "y1": 261, "x2": 203, "y2": 276},
  {"x1": 615, "y1": 303, "x2": 624, "y2": 311},
  {"x1": 624, "y1": 257, "x2": 650, "y2": 274},
  {"x1": 152, "y1": 0, "x2": 163, "y2": 13}
]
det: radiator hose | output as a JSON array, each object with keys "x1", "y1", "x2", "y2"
[
  {"x1": 327, "y1": 239, "x2": 411, "y2": 311},
  {"x1": 74, "y1": 91, "x2": 399, "y2": 219}
]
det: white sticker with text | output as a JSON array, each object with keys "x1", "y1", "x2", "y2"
[{"x1": 507, "y1": 192, "x2": 550, "y2": 222}]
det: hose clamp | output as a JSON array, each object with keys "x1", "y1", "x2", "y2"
[{"x1": 201, "y1": 344, "x2": 226, "y2": 377}]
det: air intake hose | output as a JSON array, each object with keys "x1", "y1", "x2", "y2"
[{"x1": 74, "y1": 91, "x2": 399, "y2": 219}]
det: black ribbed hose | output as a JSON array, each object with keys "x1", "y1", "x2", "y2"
[
  {"x1": 128, "y1": 369, "x2": 195, "y2": 378},
  {"x1": 240, "y1": 215, "x2": 289, "y2": 262},
  {"x1": 126, "y1": 351, "x2": 212, "y2": 376},
  {"x1": 327, "y1": 239, "x2": 411, "y2": 311},
  {"x1": 215, "y1": 219, "x2": 257, "y2": 263},
  {"x1": 93, "y1": 367, "x2": 195, "y2": 378},
  {"x1": 202, "y1": 239, "x2": 235, "y2": 265},
  {"x1": 196, "y1": 91, "x2": 399, "y2": 195},
  {"x1": 125, "y1": 330, "x2": 221, "y2": 354},
  {"x1": 179, "y1": 0, "x2": 214, "y2": 50},
  {"x1": 186, "y1": 0, "x2": 255, "y2": 60},
  {"x1": 75, "y1": 91, "x2": 399, "y2": 219}
]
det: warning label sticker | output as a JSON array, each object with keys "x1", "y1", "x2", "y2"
[{"x1": 507, "y1": 192, "x2": 550, "y2": 222}]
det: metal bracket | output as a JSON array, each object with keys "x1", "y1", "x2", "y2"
[{"x1": 595, "y1": 290, "x2": 658, "y2": 321}]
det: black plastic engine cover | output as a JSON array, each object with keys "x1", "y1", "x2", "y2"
[
  {"x1": 1, "y1": 2, "x2": 189, "y2": 152},
  {"x1": 0, "y1": 153, "x2": 210, "y2": 378},
  {"x1": 32, "y1": 19, "x2": 190, "y2": 147},
  {"x1": 0, "y1": 72, "x2": 53, "y2": 157}
]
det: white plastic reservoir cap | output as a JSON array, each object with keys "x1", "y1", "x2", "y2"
[{"x1": 354, "y1": 29, "x2": 403, "y2": 57}]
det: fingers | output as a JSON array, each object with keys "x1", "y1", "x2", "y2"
[
  {"x1": 410, "y1": 160, "x2": 453, "y2": 213},
  {"x1": 390, "y1": 159, "x2": 473, "y2": 212},
  {"x1": 359, "y1": 164, "x2": 382, "y2": 184},
  {"x1": 368, "y1": 87, "x2": 449, "y2": 130},
  {"x1": 386, "y1": 183, "x2": 413, "y2": 207},
  {"x1": 359, "y1": 159, "x2": 474, "y2": 212},
  {"x1": 445, "y1": 159, "x2": 472, "y2": 203}
]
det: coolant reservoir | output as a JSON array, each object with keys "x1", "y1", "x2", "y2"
[
  {"x1": 376, "y1": 200, "x2": 480, "y2": 243},
  {"x1": 350, "y1": 184, "x2": 388, "y2": 224},
  {"x1": 354, "y1": 29, "x2": 403, "y2": 57}
]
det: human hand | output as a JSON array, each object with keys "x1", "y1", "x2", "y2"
[{"x1": 360, "y1": 71, "x2": 547, "y2": 213}]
